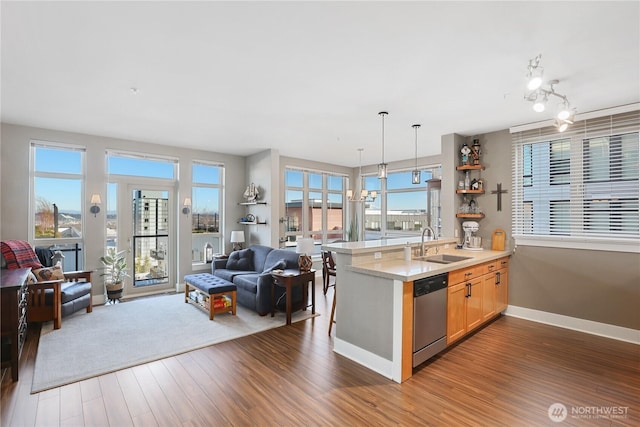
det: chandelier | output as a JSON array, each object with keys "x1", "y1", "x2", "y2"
[{"x1": 347, "y1": 148, "x2": 377, "y2": 202}]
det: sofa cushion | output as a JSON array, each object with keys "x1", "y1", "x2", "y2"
[
  {"x1": 233, "y1": 273, "x2": 260, "y2": 295},
  {"x1": 226, "y1": 248, "x2": 254, "y2": 271},
  {"x1": 60, "y1": 281, "x2": 92, "y2": 304},
  {"x1": 213, "y1": 269, "x2": 255, "y2": 282},
  {"x1": 264, "y1": 249, "x2": 300, "y2": 271},
  {"x1": 249, "y1": 245, "x2": 274, "y2": 272}
]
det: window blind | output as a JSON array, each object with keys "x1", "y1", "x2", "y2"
[{"x1": 511, "y1": 109, "x2": 639, "y2": 249}]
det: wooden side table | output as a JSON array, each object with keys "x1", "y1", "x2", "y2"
[{"x1": 271, "y1": 269, "x2": 315, "y2": 325}]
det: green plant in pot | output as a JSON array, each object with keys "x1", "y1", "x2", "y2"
[{"x1": 100, "y1": 247, "x2": 129, "y2": 303}]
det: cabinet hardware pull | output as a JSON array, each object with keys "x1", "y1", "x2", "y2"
[{"x1": 496, "y1": 271, "x2": 501, "y2": 285}]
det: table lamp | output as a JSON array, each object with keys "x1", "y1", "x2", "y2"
[
  {"x1": 296, "y1": 237, "x2": 315, "y2": 272},
  {"x1": 230, "y1": 230, "x2": 245, "y2": 251}
]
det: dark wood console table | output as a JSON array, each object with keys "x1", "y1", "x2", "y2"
[
  {"x1": 271, "y1": 269, "x2": 315, "y2": 325},
  {"x1": 1, "y1": 268, "x2": 31, "y2": 381}
]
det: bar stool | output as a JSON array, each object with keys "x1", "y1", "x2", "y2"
[
  {"x1": 328, "y1": 282, "x2": 337, "y2": 336},
  {"x1": 321, "y1": 250, "x2": 336, "y2": 295}
]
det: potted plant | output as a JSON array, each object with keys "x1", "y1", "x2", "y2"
[{"x1": 100, "y1": 247, "x2": 129, "y2": 303}]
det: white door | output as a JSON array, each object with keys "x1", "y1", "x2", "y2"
[{"x1": 121, "y1": 184, "x2": 175, "y2": 296}]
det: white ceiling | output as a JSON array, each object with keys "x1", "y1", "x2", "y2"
[{"x1": 2, "y1": 1, "x2": 639, "y2": 168}]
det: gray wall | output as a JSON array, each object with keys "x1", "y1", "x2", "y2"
[
  {"x1": 1, "y1": 122, "x2": 246, "y2": 297},
  {"x1": 442, "y1": 129, "x2": 639, "y2": 330}
]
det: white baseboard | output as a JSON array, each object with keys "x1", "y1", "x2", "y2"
[
  {"x1": 333, "y1": 338, "x2": 396, "y2": 381},
  {"x1": 505, "y1": 305, "x2": 640, "y2": 345}
]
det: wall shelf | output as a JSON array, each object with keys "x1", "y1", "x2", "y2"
[
  {"x1": 456, "y1": 165, "x2": 485, "y2": 171},
  {"x1": 238, "y1": 201, "x2": 267, "y2": 206},
  {"x1": 239, "y1": 221, "x2": 268, "y2": 225},
  {"x1": 456, "y1": 189, "x2": 484, "y2": 194},
  {"x1": 456, "y1": 213, "x2": 485, "y2": 219}
]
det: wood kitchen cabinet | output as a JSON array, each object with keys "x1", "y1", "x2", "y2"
[
  {"x1": 495, "y1": 258, "x2": 509, "y2": 313},
  {"x1": 447, "y1": 275, "x2": 483, "y2": 345},
  {"x1": 447, "y1": 256, "x2": 510, "y2": 345}
]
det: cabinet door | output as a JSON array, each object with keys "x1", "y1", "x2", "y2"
[
  {"x1": 466, "y1": 277, "x2": 483, "y2": 332},
  {"x1": 481, "y1": 273, "x2": 497, "y2": 322},
  {"x1": 495, "y1": 268, "x2": 509, "y2": 313},
  {"x1": 447, "y1": 282, "x2": 467, "y2": 344}
]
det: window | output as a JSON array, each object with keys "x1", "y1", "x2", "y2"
[
  {"x1": 31, "y1": 142, "x2": 86, "y2": 269},
  {"x1": 191, "y1": 162, "x2": 224, "y2": 263},
  {"x1": 284, "y1": 168, "x2": 346, "y2": 251},
  {"x1": 363, "y1": 168, "x2": 440, "y2": 240},
  {"x1": 512, "y1": 109, "x2": 639, "y2": 251}
]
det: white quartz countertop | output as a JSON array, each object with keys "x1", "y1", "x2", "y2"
[
  {"x1": 322, "y1": 236, "x2": 458, "y2": 254},
  {"x1": 347, "y1": 248, "x2": 512, "y2": 282}
]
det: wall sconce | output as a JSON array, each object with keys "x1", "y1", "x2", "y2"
[
  {"x1": 230, "y1": 230, "x2": 245, "y2": 251},
  {"x1": 90, "y1": 194, "x2": 101, "y2": 217},
  {"x1": 182, "y1": 197, "x2": 191, "y2": 215}
]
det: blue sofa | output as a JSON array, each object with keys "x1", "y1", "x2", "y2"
[{"x1": 211, "y1": 245, "x2": 302, "y2": 315}]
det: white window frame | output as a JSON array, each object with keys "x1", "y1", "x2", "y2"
[
  {"x1": 283, "y1": 167, "x2": 347, "y2": 250},
  {"x1": 511, "y1": 105, "x2": 639, "y2": 253},
  {"x1": 190, "y1": 161, "x2": 225, "y2": 265},
  {"x1": 30, "y1": 140, "x2": 87, "y2": 269}
]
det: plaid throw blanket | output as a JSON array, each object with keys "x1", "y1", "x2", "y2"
[{"x1": 1, "y1": 240, "x2": 44, "y2": 270}]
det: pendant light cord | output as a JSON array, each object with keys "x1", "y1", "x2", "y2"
[{"x1": 379, "y1": 111, "x2": 388, "y2": 164}]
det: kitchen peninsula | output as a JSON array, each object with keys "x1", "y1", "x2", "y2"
[{"x1": 323, "y1": 237, "x2": 511, "y2": 383}]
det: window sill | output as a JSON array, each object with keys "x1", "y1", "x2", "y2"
[{"x1": 514, "y1": 236, "x2": 639, "y2": 253}]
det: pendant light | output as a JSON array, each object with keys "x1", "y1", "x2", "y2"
[
  {"x1": 377, "y1": 111, "x2": 388, "y2": 179},
  {"x1": 411, "y1": 124, "x2": 421, "y2": 184}
]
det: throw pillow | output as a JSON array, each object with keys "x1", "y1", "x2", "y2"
[
  {"x1": 32, "y1": 265, "x2": 65, "y2": 282},
  {"x1": 226, "y1": 248, "x2": 254, "y2": 271},
  {"x1": 263, "y1": 258, "x2": 287, "y2": 273}
]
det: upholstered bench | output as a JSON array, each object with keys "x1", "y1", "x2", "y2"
[{"x1": 184, "y1": 273, "x2": 237, "y2": 320}]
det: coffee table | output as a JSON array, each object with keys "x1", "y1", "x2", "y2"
[{"x1": 271, "y1": 269, "x2": 315, "y2": 325}]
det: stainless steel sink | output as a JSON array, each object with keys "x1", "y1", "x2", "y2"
[{"x1": 414, "y1": 254, "x2": 472, "y2": 264}]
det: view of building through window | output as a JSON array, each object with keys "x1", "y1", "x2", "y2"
[{"x1": 284, "y1": 169, "x2": 346, "y2": 252}]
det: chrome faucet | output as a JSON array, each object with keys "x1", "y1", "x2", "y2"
[{"x1": 420, "y1": 226, "x2": 438, "y2": 256}]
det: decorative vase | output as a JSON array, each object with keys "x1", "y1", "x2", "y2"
[{"x1": 298, "y1": 254, "x2": 313, "y2": 272}]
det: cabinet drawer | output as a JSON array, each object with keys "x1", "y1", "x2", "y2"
[
  {"x1": 497, "y1": 257, "x2": 509, "y2": 270},
  {"x1": 483, "y1": 260, "x2": 498, "y2": 274},
  {"x1": 449, "y1": 264, "x2": 484, "y2": 284}
]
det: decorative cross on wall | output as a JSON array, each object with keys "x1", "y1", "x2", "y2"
[{"x1": 491, "y1": 183, "x2": 508, "y2": 211}]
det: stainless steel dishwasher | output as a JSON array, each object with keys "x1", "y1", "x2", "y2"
[{"x1": 413, "y1": 273, "x2": 448, "y2": 367}]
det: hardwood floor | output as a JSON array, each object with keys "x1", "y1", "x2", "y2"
[{"x1": 2, "y1": 281, "x2": 639, "y2": 426}]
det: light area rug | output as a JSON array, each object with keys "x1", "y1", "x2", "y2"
[{"x1": 32, "y1": 293, "x2": 317, "y2": 393}]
